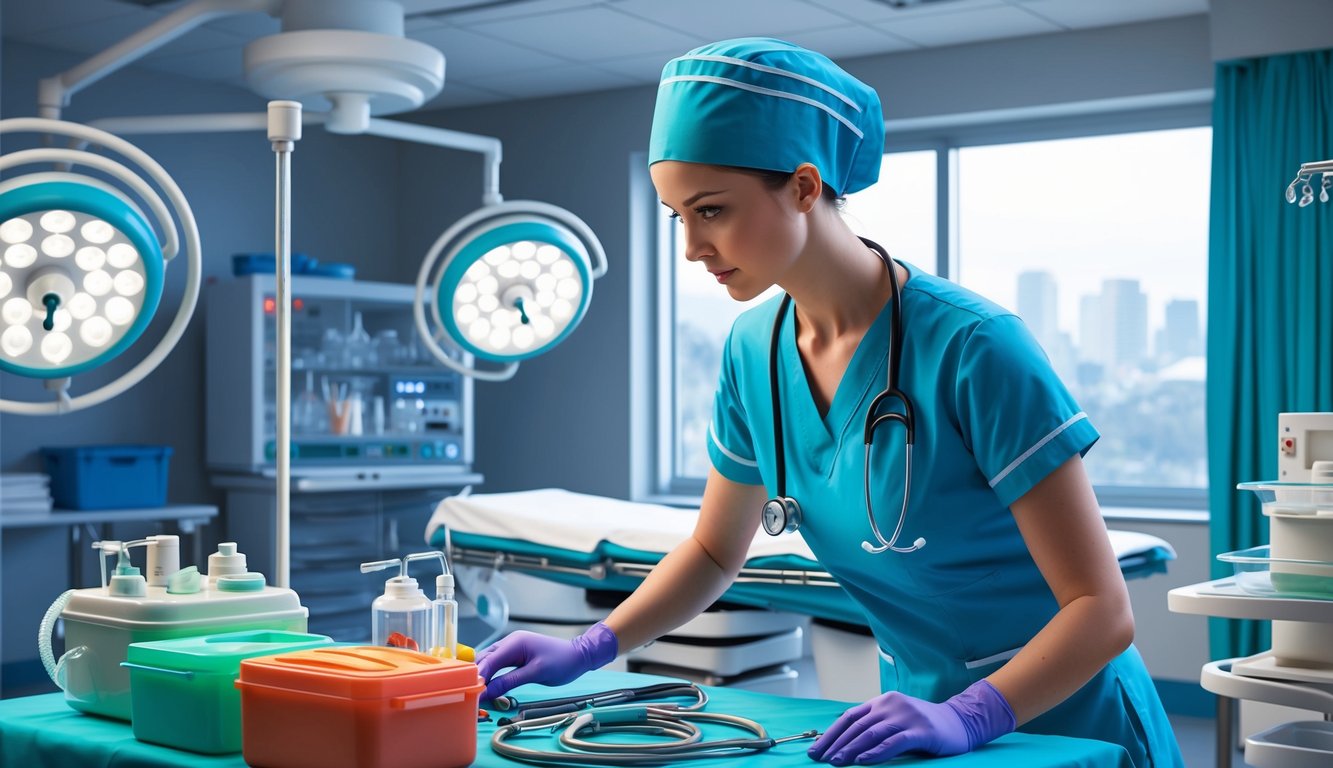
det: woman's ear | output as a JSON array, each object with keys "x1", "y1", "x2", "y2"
[{"x1": 791, "y1": 163, "x2": 824, "y2": 213}]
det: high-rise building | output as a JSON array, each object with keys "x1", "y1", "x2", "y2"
[
  {"x1": 1080, "y1": 279, "x2": 1148, "y2": 368},
  {"x1": 1016, "y1": 271, "x2": 1058, "y2": 346},
  {"x1": 1155, "y1": 298, "x2": 1202, "y2": 364}
]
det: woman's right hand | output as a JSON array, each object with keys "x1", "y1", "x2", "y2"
[{"x1": 475, "y1": 621, "x2": 619, "y2": 703}]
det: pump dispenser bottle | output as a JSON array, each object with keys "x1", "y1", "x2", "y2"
[{"x1": 360, "y1": 553, "x2": 444, "y2": 651}]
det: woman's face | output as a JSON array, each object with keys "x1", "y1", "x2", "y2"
[{"x1": 651, "y1": 161, "x2": 806, "y2": 302}]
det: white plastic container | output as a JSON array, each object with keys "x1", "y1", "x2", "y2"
[{"x1": 54, "y1": 582, "x2": 308, "y2": 721}]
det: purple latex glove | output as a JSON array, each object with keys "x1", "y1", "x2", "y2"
[
  {"x1": 808, "y1": 680, "x2": 1016, "y2": 766},
  {"x1": 474, "y1": 621, "x2": 618, "y2": 704}
]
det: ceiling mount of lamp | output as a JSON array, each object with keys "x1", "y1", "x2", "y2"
[{"x1": 243, "y1": 0, "x2": 445, "y2": 133}]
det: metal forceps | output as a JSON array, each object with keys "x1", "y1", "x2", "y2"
[{"x1": 492, "y1": 681, "x2": 706, "y2": 724}]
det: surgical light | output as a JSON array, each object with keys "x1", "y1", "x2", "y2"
[
  {"x1": 0, "y1": 187, "x2": 163, "y2": 376},
  {"x1": 415, "y1": 201, "x2": 607, "y2": 381},
  {"x1": 0, "y1": 118, "x2": 200, "y2": 414}
]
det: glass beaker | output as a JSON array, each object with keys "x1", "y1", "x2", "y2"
[
  {"x1": 293, "y1": 370, "x2": 326, "y2": 434},
  {"x1": 346, "y1": 311, "x2": 372, "y2": 368}
]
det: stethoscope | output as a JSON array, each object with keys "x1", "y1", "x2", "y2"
[{"x1": 760, "y1": 238, "x2": 926, "y2": 554}]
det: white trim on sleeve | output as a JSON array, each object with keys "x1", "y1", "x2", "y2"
[
  {"x1": 988, "y1": 412, "x2": 1089, "y2": 489},
  {"x1": 709, "y1": 421, "x2": 758, "y2": 467}
]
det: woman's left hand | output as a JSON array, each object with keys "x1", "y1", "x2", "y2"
[{"x1": 807, "y1": 680, "x2": 1015, "y2": 765}]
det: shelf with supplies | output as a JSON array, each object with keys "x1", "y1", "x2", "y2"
[
  {"x1": 205, "y1": 275, "x2": 475, "y2": 474},
  {"x1": 204, "y1": 274, "x2": 482, "y2": 644}
]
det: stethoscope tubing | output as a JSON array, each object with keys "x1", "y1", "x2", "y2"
[
  {"x1": 491, "y1": 704, "x2": 818, "y2": 765},
  {"x1": 767, "y1": 238, "x2": 921, "y2": 553}
]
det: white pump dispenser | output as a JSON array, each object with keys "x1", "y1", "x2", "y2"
[{"x1": 207, "y1": 542, "x2": 249, "y2": 586}]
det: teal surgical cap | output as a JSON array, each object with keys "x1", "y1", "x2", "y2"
[{"x1": 648, "y1": 38, "x2": 884, "y2": 196}]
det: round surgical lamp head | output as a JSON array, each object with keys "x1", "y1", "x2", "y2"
[
  {"x1": 415, "y1": 201, "x2": 607, "y2": 381},
  {"x1": 0, "y1": 179, "x2": 164, "y2": 378},
  {"x1": 0, "y1": 117, "x2": 201, "y2": 415}
]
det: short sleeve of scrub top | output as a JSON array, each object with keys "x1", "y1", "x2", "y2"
[
  {"x1": 953, "y1": 313, "x2": 1098, "y2": 507},
  {"x1": 707, "y1": 328, "x2": 764, "y2": 486}
]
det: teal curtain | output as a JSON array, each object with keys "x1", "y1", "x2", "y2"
[{"x1": 1208, "y1": 49, "x2": 1333, "y2": 661}]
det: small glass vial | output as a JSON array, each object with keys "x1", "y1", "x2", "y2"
[{"x1": 431, "y1": 573, "x2": 458, "y2": 659}]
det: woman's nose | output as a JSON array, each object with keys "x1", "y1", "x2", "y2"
[{"x1": 681, "y1": 226, "x2": 711, "y2": 262}]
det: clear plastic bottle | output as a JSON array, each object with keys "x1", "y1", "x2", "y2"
[
  {"x1": 362, "y1": 556, "x2": 433, "y2": 652},
  {"x1": 346, "y1": 311, "x2": 372, "y2": 368}
]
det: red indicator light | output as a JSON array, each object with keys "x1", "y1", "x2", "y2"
[{"x1": 263, "y1": 297, "x2": 275, "y2": 314}]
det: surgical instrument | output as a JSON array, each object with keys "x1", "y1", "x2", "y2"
[{"x1": 492, "y1": 681, "x2": 705, "y2": 724}]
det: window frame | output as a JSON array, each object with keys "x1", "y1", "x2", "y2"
[{"x1": 631, "y1": 96, "x2": 1214, "y2": 512}]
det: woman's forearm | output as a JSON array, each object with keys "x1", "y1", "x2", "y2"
[
  {"x1": 987, "y1": 589, "x2": 1134, "y2": 724},
  {"x1": 600, "y1": 535, "x2": 741, "y2": 652}
]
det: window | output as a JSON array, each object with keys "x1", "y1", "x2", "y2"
[{"x1": 641, "y1": 123, "x2": 1211, "y2": 510}]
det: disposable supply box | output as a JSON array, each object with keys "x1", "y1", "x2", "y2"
[
  {"x1": 124, "y1": 630, "x2": 334, "y2": 754},
  {"x1": 237, "y1": 646, "x2": 483, "y2": 768},
  {"x1": 57, "y1": 583, "x2": 308, "y2": 721},
  {"x1": 42, "y1": 445, "x2": 173, "y2": 510}
]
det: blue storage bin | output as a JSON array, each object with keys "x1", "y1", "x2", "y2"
[{"x1": 42, "y1": 445, "x2": 173, "y2": 510}]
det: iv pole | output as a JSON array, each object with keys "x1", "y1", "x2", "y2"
[{"x1": 268, "y1": 100, "x2": 302, "y2": 590}]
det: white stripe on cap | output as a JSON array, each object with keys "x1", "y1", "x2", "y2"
[
  {"x1": 674, "y1": 54, "x2": 862, "y2": 112},
  {"x1": 660, "y1": 75, "x2": 864, "y2": 139}
]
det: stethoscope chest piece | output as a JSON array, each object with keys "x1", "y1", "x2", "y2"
[{"x1": 761, "y1": 496, "x2": 801, "y2": 536}]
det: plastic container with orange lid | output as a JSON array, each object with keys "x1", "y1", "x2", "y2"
[{"x1": 235, "y1": 646, "x2": 483, "y2": 768}]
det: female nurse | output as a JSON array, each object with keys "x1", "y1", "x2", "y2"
[{"x1": 475, "y1": 38, "x2": 1183, "y2": 767}]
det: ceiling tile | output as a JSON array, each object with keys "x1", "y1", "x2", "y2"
[
  {"x1": 136, "y1": 45, "x2": 246, "y2": 82},
  {"x1": 410, "y1": 25, "x2": 569, "y2": 77},
  {"x1": 418, "y1": 81, "x2": 511, "y2": 110},
  {"x1": 200, "y1": 10, "x2": 281, "y2": 40},
  {"x1": 22, "y1": 11, "x2": 170, "y2": 58},
  {"x1": 2, "y1": 0, "x2": 141, "y2": 38},
  {"x1": 1017, "y1": 0, "x2": 1208, "y2": 29},
  {"x1": 139, "y1": 24, "x2": 245, "y2": 61},
  {"x1": 803, "y1": 0, "x2": 1008, "y2": 25},
  {"x1": 780, "y1": 23, "x2": 918, "y2": 58},
  {"x1": 463, "y1": 6, "x2": 700, "y2": 61},
  {"x1": 875, "y1": 4, "x2": 1063, "y2": 47},
  {"x1": 591, "y1": 49, "x2": 685, "y2": 83},
  {"x1": 610, "y1": 0, "x2": 847, "y2": 40},
  {"x1": 461, "y1": 63, "x2": 639, "y2": 100},
  {"x1": 410, "y1": 0, "x2": 602, "y2": 26}
]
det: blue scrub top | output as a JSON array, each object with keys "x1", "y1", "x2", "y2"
[{"x1": 707, "y1": 263, "x2": 1182, "y2": 768}]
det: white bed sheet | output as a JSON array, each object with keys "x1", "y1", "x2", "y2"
[{"x1": 426, "y1": 488, "x2": 1174, "y2": 565}]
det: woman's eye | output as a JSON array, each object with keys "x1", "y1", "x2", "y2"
[
  {"x1": 696, "y1": 206, "x2": 721, "y2": 220},
  {"x1": 668, "y1": 210, "x2": 682, "y2": 221}
]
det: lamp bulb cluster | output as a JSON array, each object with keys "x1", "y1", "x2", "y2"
[
  {"x1": 452, "y1": 240, "x2": 583, "y2": 355},
  {"x1": 0, "y1": 209, "x2": 148, "y2": 368}
]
